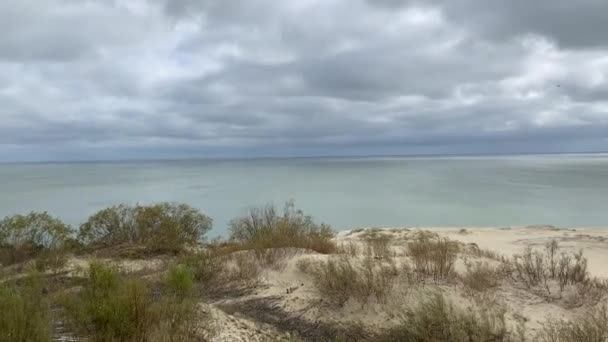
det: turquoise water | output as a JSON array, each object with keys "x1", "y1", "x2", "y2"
[{"x1": 1, "y1": 154, "x2": 607, "y2": 237}]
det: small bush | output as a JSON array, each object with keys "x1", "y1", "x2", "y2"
[
  {"x1": 179, "y1": 251, "x2": 224, "y2": 287},
  {"x1": 79, "y1": 203, "x2": 212, "y2": 253},
  {"x1": 512, "y1": 246, "x2": 547, "y2": 287},
  {"x1": 510, "y1": 243, "x2": 593, "y2": 299},
  {"x1": 461, "y1": 260, "x2": 500, "y2": 294},
  {"x1": 166, "y1": 264, "x2": 195, "y2": 299},
  {"x1": 34, "y1": 249, "x2": 69, "y2": 273},
  {"x1": 229, "y1": 201, "x2": 336, "y2": 254},
  {"x1": 61, "y1": 262, "x2": 203, "y2": 342},
  {"x1": 537, "y1": 304, "x2": 608, "y2": 342},
  {"x1": 383, "y1": 293, "x2": 509, "y2": 342},
  {"x1": 0, "y1": 273, "x2": 51, "y2": 342},
  {"x1": 307, "y1": 256, "x2": 398, "y2": 307},
  {"x1": 0, "y1": 212, "x2": 73, "y2": 265},
  {"x1": 407, "y1": 234, "x2": 459, "y2": 282},
  {"x1": 338, "y1": 241, "x2": 359, "y2": 257},
  {"x1": 464, "y1": 243, "x2": 503, "y2": 261},
  {"x1": 364, "y1": 234, "x2": 392, "y2": 260}
]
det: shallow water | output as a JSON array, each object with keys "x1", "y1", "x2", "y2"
[{"x1": 1, "y1": 154, "x2": 607, "y2": 237}]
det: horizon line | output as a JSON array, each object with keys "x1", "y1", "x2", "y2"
[{"x1": 2, "y1": 150, "x2": 608, "y2": 165}]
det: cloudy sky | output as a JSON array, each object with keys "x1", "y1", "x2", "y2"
[{"x1": 1, "y1": 0, "x2": 608, "y2": 162}]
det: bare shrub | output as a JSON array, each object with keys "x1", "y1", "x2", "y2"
[
  {"x1": 337, "y1": 241, "x2": 359, "y2": 257},
  {"x1": 537, "y1": 304, "x2": 608, "y2": 342},
  {"x1": 307, "y1": 256, "x2": 398, "y2": 307},
  {"x1": 512, "y1": 246, "x2": 547, "y2": 287},
  {"x1": 296, "y1": 258, "x2": 314, "y2": 274},
  {"x1": 179, "y1": 249, "x2": 261, "y2": 298},
  {"x1": 309, "y1": 256, "x2": 359, "y2": 307},
  {"x1": 364, "y1": 234, "x2": 392, "y2": 260},
  {"x1": 0, "y1": 212, "x2": 73, "y2": 266},
  {"x1": 546, "y1": 239, "x2": 559, "y2": 278},
  {"x1": 225, "y1": 251, "x2": 262, "y2": 285},
  {"x1": 407, "y1": 234, "x2": 459, "y2": 282},
  {"x1": 461, "y1": 260, "x2": 500, "y2": 294},
  {"x1": 382, "y1": 292, "x2": 509, "y2": 341},
  {"x1": 464, "y1": 243, "x2": 503, "y2": 261},
  {"x1": 78, "y1": 203, "x2": 212, "y2": 254},
  {"x1": 229, "y1": 201, "x2": 336, "y2": 254},
  {"x1": 179, "y1": 251, "x2": 224, "y2": 288},
  {"x1": 505, "y1": 243, "x2": 607, "y2": 308}
]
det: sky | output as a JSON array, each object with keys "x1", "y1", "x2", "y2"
[{"x1": 1, "y1": 0, "x2": 608, "y2": 162}]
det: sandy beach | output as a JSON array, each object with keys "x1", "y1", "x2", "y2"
[{"x1": 201, "y1": 225, "x2": 608, "y2": 340}]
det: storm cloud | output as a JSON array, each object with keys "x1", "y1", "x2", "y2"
[{"x1": 1, "y1": 0, "x2": 607, "y2": 161}]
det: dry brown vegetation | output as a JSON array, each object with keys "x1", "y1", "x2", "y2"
[
  {"x1": 299, "y1": 255, "x2": 399, "y2": 307},
  {"x1": 2, "y1": 204, "x2": 608, "y2": 342},
  {"x1": 460, "y1": 259, "x2": 501, "y2": 294},
  {"x1": 381, "y1": 293, "x2": 510, "y2": 342},
  {"x1": 537, "y1": 304, "x2": 608, "y2": 342},
  {"x1": 229, "y1": 201, "x2": 336, "y2": 255},
  {"x1": 407, "y1": 233, "x2": 459, "y2": 282}
]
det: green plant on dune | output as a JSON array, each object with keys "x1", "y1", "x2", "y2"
[{"x1": 78, "y1": 203, "x2": 212, "y2": 253}]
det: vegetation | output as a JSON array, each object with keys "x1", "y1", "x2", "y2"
[
  {"x1": 0, "y1": 272, "x2": 51, "y2": 342},
  {"x1": 60, "y1": 262, "x2": 202, "y2": 342},
  {"x1": 229, "y1": 200, "x2": 336, "y2": 254},
  {"x1": 78, "y1": 203, "x2": 212, "y2": 253},
  {"x1": 382, "y1": 293, "x2": 509, "y2": 342},
  {"x1": 0, "y1": 212, "x2": 73, "y2": 265},
  {"x1": 537, "y1": 304, "x2": 608, "y2": 342},
  {"x1": 460, "y1": 260, "x2": 500, "y2": 294},
  {"x1": 2, "y1": 202, "x2": 608, "y2": 341},
  {"x1": 407, "y1": 234, "x2": 459, "y2": 282},
  {"x1": 300, "y1": 255, "x2": 399, "y2": 307}
]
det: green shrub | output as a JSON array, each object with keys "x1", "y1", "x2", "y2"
[
  {"x1": 166, "y1": 264, "x2": 195, "y2": 299},
  {"x1": 0, "y1": 212, "x2": 73, "y2": 265},
  {"x1": 78, "y1": 203, "x2": 212, "y2": 253},
  {"x1": 0, "y1": 273, "x2": 51, "y2": 342},
  {"x1": 179, "y1": 251, "x2": 224, "y2": 287},
  {"x1": 229, "y1": 200, "x2": 336, "y2": 254},
  {"x1": 61, "y1": 262, "x2": 203, "y2": 342}
]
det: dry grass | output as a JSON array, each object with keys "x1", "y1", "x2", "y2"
[
  {"x1": 381, "y1": 292, "x2": 510, "y2": 342},
  {"x1": 537, "y1": 304, "x2": 608, "y2": 342},
  {"x1": 179, "y1": 249, "x2": 262, "y2": 298},
  {"x1": 229, "y1": 201, "x2": 337, "y2": 255},
  {"x1": 337, "y1": 241, "x2": 360, "y2": 257},
  {"x1": 363, "y1": 234, "x2": 393, "y2": 260},
  {"x1": 464, "y1": 242, "x2": 504, "y2": 261},
  {"x1": 407, "y1": 234, "x2": 459, "y2": 282},
  {"x1": 301, "y1": 255, "x2": 399, "y2": 307},
  {"x1": 460, "y1": 260, "x2": 500, "y2": 294}
]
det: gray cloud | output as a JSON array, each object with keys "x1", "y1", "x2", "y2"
[{"x1": 0, "y1": 0, "x2": 607, "y2": 162}]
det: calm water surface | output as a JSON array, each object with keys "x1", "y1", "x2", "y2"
[{"x1": 1, "y1": 154, "x2": 607, "y2": 237}]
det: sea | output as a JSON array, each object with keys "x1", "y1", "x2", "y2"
[{"x1": 1, "y1": 153, "x2": 607, "y2": 237}]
